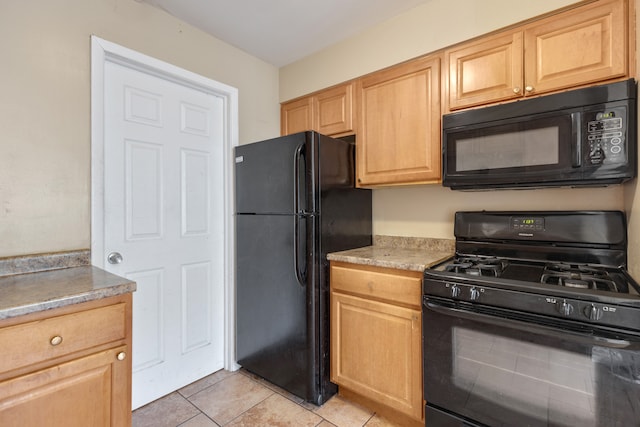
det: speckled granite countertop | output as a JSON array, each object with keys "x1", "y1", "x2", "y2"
[
  {"x1": 327, "y1": 236, "x2": 455, "y2": 272},
  {"x1": 0, "y1": 266, "x2": 136, "y2": 320}
]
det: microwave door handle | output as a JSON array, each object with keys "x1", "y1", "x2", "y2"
[{"x1": 571, "y1": 112, "x2": 582, "y2": 167}]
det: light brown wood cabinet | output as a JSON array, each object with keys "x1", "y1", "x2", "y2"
[
  {"x1": 280, "y1": 0, "x2": 633, "y2": 187},
  {"x1": 0, "y1": 294, "x2": 132, "y2": 427},
  {"x1": 280, "y1": 81, "x2": 355, "y2": 137},
  {"x1": 356, "y1": 54, "x2": 441, "y2": 186},
  {"x1": 330, "y1": 262, "x2": 423, "y2": 425},
  {"x1": 446, "y1": 30, "x2": 524, "y2": 110},
  {"x1": 446, "y1": 0, "x2": 628, "y2": 110},
  {"x1": 280, "y1": 96, "x2": 313, "y2": 135}
]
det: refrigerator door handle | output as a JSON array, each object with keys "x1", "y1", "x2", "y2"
[
  {"x1": 293, "y1": 214, "x2": 307, "y2": 287},
  {"x1": 293, "y1": 143, "x2": 305, "y2": 214},
  {"x1": 293, "y1": 143, "x2": 307, "y2": 287}
]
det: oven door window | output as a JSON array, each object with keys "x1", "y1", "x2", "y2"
[
  {"x1": 423, "y1": 299, "x2": 640, "y2": 427},
  {"x1": 443, "y1": 115, "x2": 574, "y2": 185}
]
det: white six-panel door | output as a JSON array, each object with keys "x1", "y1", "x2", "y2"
[{"x1": 103, "y1": 59, "x2": 225, "y2": 409}]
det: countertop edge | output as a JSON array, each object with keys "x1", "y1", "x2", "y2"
[
  {"x1": 0, "y1": 282, "x2": 136, "y2": 321},
  {"x1": 0, "y1": 266, "x2": 136, "y2": 321},
  {"x1": 326, "y1": 253, "x2": 446, "y2": 272},
  {"x1": 327, "y1": 240, "x2": 454, "y2": 272}
]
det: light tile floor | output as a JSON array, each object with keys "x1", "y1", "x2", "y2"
[{"x1": 132, "y1": 369, "x2": 404, "y2": 427}]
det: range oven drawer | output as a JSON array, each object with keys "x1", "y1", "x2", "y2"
[
  {"x1": 425, "y1": 404, "x2": 481, "y2": 427},
  {"x1": 423, "y1": 296, "x2": 640, "y2": 426}
]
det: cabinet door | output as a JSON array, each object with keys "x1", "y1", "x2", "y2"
[
  {"x1": 331, "y1": 291, "x2": 422, "y2": 421},
  {"x1": 281, "y1": 96, "x2": 314, "y2": 135},
  {"x1": 524, "y1": 0, "x2": 627, "y2": 95},
  {"x1": 0, "y1": 346, "x2": 130, "y2": 427},
  {"x1": 314, "y1": 82, "x2": 354, "y2": 136},
  {"x1": 357, "y1": 55, "x2": 441, "y2": 186},
  {"x1": 446, "y1": 31, "x2": 524, "y2": 110}
]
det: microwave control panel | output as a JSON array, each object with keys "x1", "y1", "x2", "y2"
[{"x1": 585, "y1": 106, "x2": 627, "y2": 166}]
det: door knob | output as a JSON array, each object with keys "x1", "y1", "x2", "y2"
[{"x1": 107, "y1": 252, "x2": 123, "y2": 264}]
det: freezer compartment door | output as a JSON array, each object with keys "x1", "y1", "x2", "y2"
[
  {"x1": 236, "y1": 214, "x2": 315, "y2": 400},
  {"x1": 235, "y1": 132, "x2": 311, "y2": 214}
]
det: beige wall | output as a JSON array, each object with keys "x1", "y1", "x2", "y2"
[
  {"x1": 279, "y1": 0, "x2": 584, "y2": 101},
  {"x1": 279, "y1": 0, "x2": 627, "y2": 243},
  {"x1": 0, "y1": 0, "x2": 280, "y2": 258},
  {"x1": 3, "y1": 0, "x2": 636, "y2": 270}
]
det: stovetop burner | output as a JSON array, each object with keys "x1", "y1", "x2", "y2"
[
  {"x1": 444, "y1": 257, "x2": 506, "y2": 277},
  {"x1": 540, "y1": 263, "x2": 625, "y2": 292},
  {"x1": 438, "y1": 256, "x2": 634, "y2": 295}
]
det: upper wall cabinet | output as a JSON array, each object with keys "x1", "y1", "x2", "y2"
[
  {"x1": 446, "y1": 0, "x2": 628, "y2": 111},
  {"x1": 280, "y1": 97, "x2": 313, "y2": 135},
  {"x1": 281, "y1": 82, "x2": 355, "y2": 137},
  {"x1": 314, "y1": 83, "x2": 355, "y2": 136},
  {"x1": 356, "y1": 54, "x2": 441, "y2": 186},
  {"x1": 524, "y1": 0, "x2": 626, "y2": 95},
  {"x1": 446, "y1": 31, "x2": 524, "y2": 110}
]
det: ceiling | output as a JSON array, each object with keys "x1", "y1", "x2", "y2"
[{"x1": 141, "y1": 0, "x2": 431, "y2": 67}]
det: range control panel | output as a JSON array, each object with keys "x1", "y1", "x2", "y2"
[
  {"x1": 585, "y1": 107, "x2": 627, "y2": 166},
  {"x1": 510, "y1": 216, "x2": 544, "y2": 231},
  {"x1": 423, "y1": 279, "x2": 640, "y2": 331}
]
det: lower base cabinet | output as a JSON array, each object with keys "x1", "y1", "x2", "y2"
[
  {"x1": 330, "y1": 262, "x2": 423, "y2": 426},
  {"x1": 0, "y1": 294, "x2": 132, "y2": 427}
]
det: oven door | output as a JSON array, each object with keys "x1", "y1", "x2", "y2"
[{"x1": 423, "y1": 296, "x2": 640, "y2": 427}]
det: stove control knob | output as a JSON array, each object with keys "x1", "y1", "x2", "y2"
[
  {"x1": 450, "y1": 284, "x2": 460, "y2": 298},
  {"x1": 469, "y1": 287, "x2": 480, "y2": 301},
  {"x1": 584, "y1": 304, "x2": 603, "y2": 321},
  {"x1": 558, "y1": 300, "x2": 574, "y2": 317}
]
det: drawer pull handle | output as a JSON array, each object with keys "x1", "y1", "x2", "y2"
[
  {"x1": 50, "y1": 335, "x2": 63, "y2": 346},
  {"x1": 117, "y1": 352, "x2": 126, "y2": 361}
]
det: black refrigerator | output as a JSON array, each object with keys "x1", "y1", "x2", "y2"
[{"x1": 235, "y1": 131, "x2": 372, "y2": 405}]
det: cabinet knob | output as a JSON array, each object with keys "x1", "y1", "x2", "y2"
[
  {"x1": 525, "y1": 86, "x2": 534, "y2": 93},
  {"x1": 50, "y1": 335, "x2": 63, "y2": 346},
  {"x1": 117, "y1": 352, "x2": 127, "y2": 361},
  {"x1": 513, "y1": 87, "x2": 521, "y2": 94}
]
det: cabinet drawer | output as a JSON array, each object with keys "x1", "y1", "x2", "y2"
[
  {"x1": 330, "y1": 263, "x2": 422, "y2": 308},
  {"x1": 0, "y1": 303, "x2": 126, "y2": 375}
]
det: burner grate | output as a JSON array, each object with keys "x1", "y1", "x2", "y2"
[
  {"x1": 540, "y1": 263, "x2": 620, "y2": 292},
  {"x1": 439, "y1": 257, "x2": 634, "y2": 295},
  {"x1": 444, "y1": 257, "x2": 506, "y2": 277}
]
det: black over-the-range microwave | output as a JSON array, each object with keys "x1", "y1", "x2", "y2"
[{"x1": 442, "y1": 79, "x2": 637, "y2": 190}]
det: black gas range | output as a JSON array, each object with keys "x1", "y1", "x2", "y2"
[{"x1": 422, "y1": 211, "x2": 640, "y2": 427}]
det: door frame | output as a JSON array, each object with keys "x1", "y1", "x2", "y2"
[{"x1": 90, "y1": 36, "x2": 239, "y2": 373}]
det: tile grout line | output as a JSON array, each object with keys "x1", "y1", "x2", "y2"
[
  {"x1": 176, "y1": 391, "x2": 217, "y2": 427},
  {"x1": 232, "y1": 373, "x2": 335, "y2": 426},
  {"x1": 133, "y1": 369, "x2": 394, "y2": 427},
  {"x1": 214, "y1": 381, "x2": 276, "y2": 427}
]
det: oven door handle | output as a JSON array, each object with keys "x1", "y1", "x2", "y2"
[{"x1": 425, "y1": 300, "x2": 639, "y2": 350}]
